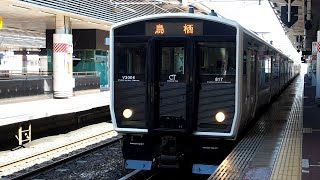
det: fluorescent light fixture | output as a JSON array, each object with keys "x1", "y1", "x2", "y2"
[
  {"x1": 88, "y1": 21, "x2": 100, "y2": 25},
  {"x1": 112, "y1": 6, "x2": 122, "y2": 13},
  {"x1": 7, "y1": 26, "x2": 20, "y2": 30},
  {"x1": 112, "y1": 4, "x2": 136, "y2": 13},
  {"x1": 10, "y1": 5, "x2": 30, "y2": 10},
  {"x1": 155, "y1": 0, "x2": 180, "y2": 5},
  {"x1": 26, "y1": 29, "x2": 37, "y2": 32},
  {"x1": 70, "y1": 17, "x2": 82, "y2": 22},
  {"x1": 118, "y1": 5, "x2": 136, "y2": 13},
  {"x1": 39, "y1": 11, "x2": 55, "y2": 15}
]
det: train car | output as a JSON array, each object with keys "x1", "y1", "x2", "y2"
[{"x1": 110, "y1": 12, "x2": 300, "y2": 174}]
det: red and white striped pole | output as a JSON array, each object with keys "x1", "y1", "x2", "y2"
[
  {"x1": 316, "y1": 30, "x2": 320, "y2": 104},
  {"x1": 53, "y1": 15, "x2": 74, "y2": 98}
]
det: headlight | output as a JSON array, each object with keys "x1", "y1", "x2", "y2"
[
  {"x1": 215, "y1": 112, "x2": 225, "y2": 122},
  {"x1": 123, "y1": 109, "x2": 133, "y2": 119}
]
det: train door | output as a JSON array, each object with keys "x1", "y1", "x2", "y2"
[
  {"x1": 247, "y1": 49, "x2": 257, "y2": 119},
  {"x1": 148, "y1": 38, "x2": 193, "y2": 134},
  {"x1": 242, "y1": 50, "x2": 249, "y2": 123}
]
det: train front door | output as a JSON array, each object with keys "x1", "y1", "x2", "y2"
[{"x1": 148, "y1": 38, "x2": 193, "y2": 134}]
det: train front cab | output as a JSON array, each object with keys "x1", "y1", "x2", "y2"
[{"x1": 110, "y1": 14, "x2": 241, "y2": 174}]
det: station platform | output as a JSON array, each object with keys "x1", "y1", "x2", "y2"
[
  {"x1": 0, "y1": 89, "x2": 110, "y2": 127},
  {"x1": 209, "y1": 74, "x2": 320, "y2": 180}
]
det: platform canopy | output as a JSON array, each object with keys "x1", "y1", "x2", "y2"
[
  {"x1": 0, "y1": 0, "x2": 210, "y2": 50},
  {"x1": 268, "y1": 0, "x2": 320, "y2": 53}
]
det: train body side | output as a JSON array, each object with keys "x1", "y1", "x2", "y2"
[{"x1": 237, "y1": 29, "x2": 299, "y2": 131}]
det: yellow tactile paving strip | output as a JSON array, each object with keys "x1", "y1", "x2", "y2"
[
  {"x1": 209, "y1": 76, "x2": 303, "y2": 180},
  {"x1": 271, "y1": 76, "x2": 304, "y2": 180}
]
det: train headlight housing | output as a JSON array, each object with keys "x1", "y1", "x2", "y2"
[
  {"x1": 215, "y1": 112, "x2": 225, "y2": 123},
  {"x1": 123, "y1": 109, "x2": 133, "y2": 119}
]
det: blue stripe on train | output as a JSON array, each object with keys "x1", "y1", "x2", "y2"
[
  {"x1": 125, "y1": 160, "x2": 152, "y2": 170},
  {"x1": 192, "y1": 164, "x2": 218, "y2": 175}
]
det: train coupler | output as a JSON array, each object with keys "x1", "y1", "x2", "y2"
[{"x1": 159, "y1": 154, "x2": 184, "y2": 169}]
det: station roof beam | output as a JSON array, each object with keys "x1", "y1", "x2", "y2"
[{"x1": 269, "y1": 0, "x2": 320, "y2": 53}]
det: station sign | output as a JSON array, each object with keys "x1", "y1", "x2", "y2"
[
  {"x1": 146, "y1": 22, "x2": 203, "y2": 36},
  {"x1": 280, "y1": 5, "x2": 298, "y2": 28}
]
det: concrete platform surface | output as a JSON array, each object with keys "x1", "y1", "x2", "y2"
[{"x1": 0, "y1": 90, "x2": 110, "y2": 126}]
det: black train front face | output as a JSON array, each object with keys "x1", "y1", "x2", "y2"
[{"x1": 110, "y1": 13, "x2": 298, "y2": 174}]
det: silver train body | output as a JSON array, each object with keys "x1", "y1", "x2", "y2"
[{"x1": 110, "y1": 13, "x2": 300, "y2": 174}]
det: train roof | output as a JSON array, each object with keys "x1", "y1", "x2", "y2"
[
  {"x1": 111, "y1": 12, "x2": 240, "y2": 30},
  {"x1": 111, "y1": 13, "x2": 298, "y2": 63}
]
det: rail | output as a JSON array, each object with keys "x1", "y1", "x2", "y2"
[
  {"x1": 0, "y1": 129, "x2": 121, "y2": 179},
  {"x1": 0, "y1": 70, "x2": 52, "y2": 80},
  {"x1": 0, "y1": 70, "x2": 98, "y2": 80},
  {"x1": 73, "y1": 71, "x2": 98, "y2": 77}
]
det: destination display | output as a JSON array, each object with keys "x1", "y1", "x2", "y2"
[{"x1": 146, "y1": 22, "x2": 203, "y2": 36}]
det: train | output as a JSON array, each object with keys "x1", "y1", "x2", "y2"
[{"x1": 109, "y1": 12, "x2": 300, "y2": 174}]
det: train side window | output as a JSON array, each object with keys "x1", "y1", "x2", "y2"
[
  {"x1": 272, "y1": 55, "x2": 279, "y2": 80},
  {"x1": 259, "y1": 55, "x2": 271, "y2": 90},
  {"x1": 243, "y1": 51, "x2": 247, "y2": 75}
]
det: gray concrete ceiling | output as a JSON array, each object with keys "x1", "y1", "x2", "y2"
[
  {"x1": 0, "y1": 0, "x2": 107, "y2": 50},
  {"x1": 0, "y1": 0, "x2": 201, "y2": 50},
  {"x1": 3, "y1": 0, "x2": 318, "y2": 53}
]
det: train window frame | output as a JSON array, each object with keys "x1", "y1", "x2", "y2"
[
  {"x1": 197, "y1": 41, "x2": 236, "y2": 76},
  {"x1": 160, "y1": 46, "x2": 185, "y2": 76},
  {"x1": 114, "y1": 42, "x2": 147, "y2": 81}
]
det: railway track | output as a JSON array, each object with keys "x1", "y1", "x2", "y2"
[
  {"x1": 118, "y1": 169, "x2": 160, "y2": 180},
  {"x1": 0, "y1": 129, "x2": 121, "y2": 179},
  {"x1": 118, "y1": 167, "x2": 211, "y2": 180}
]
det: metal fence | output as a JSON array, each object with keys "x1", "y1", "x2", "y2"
[{"x1": 0, "y1": 70, "x2": 98, "y2": 80}]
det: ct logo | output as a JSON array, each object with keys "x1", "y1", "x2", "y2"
[
  {"x1": 167, "y1": 74, "x2": 178, "y2": 82},
  {"x1": 169, "y1": 74, "x2": 176, "y2": 81}
]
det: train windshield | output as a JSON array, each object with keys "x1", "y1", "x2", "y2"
[
  {"x1": 113, "y1": 43, "x2": 147, "y2": 128},
  {"x1": 198, "y1": 42, "x2": 236, "y2": 75},
  {"x1": 115, "y1": 43, "x2": 146, "y2": 81},
  {"x1": 196, "y1": 41, "x2": 236, "y2": 133},
  {"x1": 160, "y1": 47, "x2": 185, "y2": 76}
]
